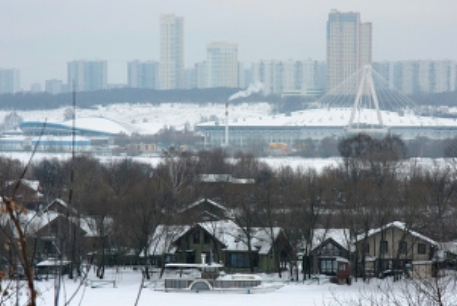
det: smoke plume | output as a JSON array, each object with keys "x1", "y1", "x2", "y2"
[{"x1": 228, "y1": 82, "x2": 264, "y2": 101}]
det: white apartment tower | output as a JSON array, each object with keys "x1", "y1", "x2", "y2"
[
  {"x1": 160, "y1": 14, "x2": 184, "y2": 90},
  {"x1": 67, "y1": 60, "x2": 107, "y2": 92},
  {"x1": 207, "y1": 42, "x2": 238, "y2": 88},
  {"x1": 128, "y1": 60, "x2": 159, "y2": 89},
  {"x1": 326, "y1": 10, "x2": 372, "y2": 92},
  {"x1": 0, "y1": 68, "x2": 20, "y2": 94}
]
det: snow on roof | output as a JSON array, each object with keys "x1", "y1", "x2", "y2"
[
  {"x1": 146, "y1": 225, "x2": 191, "y2": 256},
  {"x1": 197, "y1": 108, "x2": 457, "y2": 129},
  {"x1": 438, "y1": 241, "x2": 457, "y2": 255},
  {"x1": 199, "y1": 174, "x2": 255, "y2": 184},
  {"x1": 76, "y1": 216, "x2": 112, "y2": 238},
  {"x1": 182, "y1": 198, "x2": 228, "y2": 213},
  {"x1": 36, "y1": 259, "x2": 71, "y2": 267},
  {"x1": 17, "y1": 209, "x2": 106, "y2": 238},
  {"x1": 356, "y1": 221, "x2": 438, "y2": 246},
  {"x1": 310, "y1": 229, "x2": 351, "y2": 251},
  {"x1": 20, "y1": 211, "x2": 60, "y2": 236},
  {"x1": 21, "y1": 116, "x2": 138, "y2": 136},
  {"x1": 198, "y1": 220, "x2": 282, "y2": 254},
  {"x1": 43, "y1": 198, "x2": 77, "y2": 215},
  {"x1": 6, "y1": 179, "x2": 40, "y2": 191},
  {"x1": 62, "y1": 116, "x2": 138, "y2": 135}
]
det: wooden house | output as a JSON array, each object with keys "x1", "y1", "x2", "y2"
[
  {"x1": 146, "y1": 220, "x2": 294, "y2": 273},
  {"x1": 306, "y1": 229, "x2": 352, "y2": 277},
  {"x1": 355, "y1": 222, "x2": 438, "y2": 277}
]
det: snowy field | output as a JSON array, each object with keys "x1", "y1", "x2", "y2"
[
  {"x1": 0, "y1": 151, "x2": 452, "y2": 174},
  {"x1": 19, "y1": 268, "x2": 397, "y2": 306},
  {"x1": 18, "y1": 268, "x2": 455, "y2": 306},
  {"x1": 0, "y1": 102, "x2": 272, "y2": 135},
  {"x1": 0, "y1": 151, "x2": 343, "y2": 172}
]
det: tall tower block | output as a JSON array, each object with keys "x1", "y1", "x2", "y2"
[
  {"x1": 326, "y1": 10, "x2": 372, "y2": 93},
  {"x1": 160, "y1": 14, "x2": 184, "y2": 90}
]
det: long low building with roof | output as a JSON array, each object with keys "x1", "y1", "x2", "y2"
[
  {"x1": 196, "y1": 107, "x2": 457, "y2": 147},
  {"x1": 20, "y1": 116, "x2": 138, "y2": 137}
]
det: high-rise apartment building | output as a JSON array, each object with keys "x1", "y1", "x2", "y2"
[
  {"x1": 251, "y1": 60, "x2": 324, "y2": 96},
  {"x1": 67, "y1": 60, "x2": 107, "y2": 92},
  {"x1": 207, "y1": 42, "x2": 238, "y2": 88},
  {"x1": 0, "y1": 68, "x2": 20, "y2": 94},
  {"x1": 326, "y1": 10, "x2": 372, "y2": 92},
  {"x1": 160, "y1": 14, "x2": 184, "y2": 90},
  {"x1": 128, "y1": 60, "x2": 159, "y2": 89},
  {"x1": 373, "y1": 60, "x2": 456, "y2": 95},
  {"x1": 251, "y1": 60, "x2": 282, "y2": 95}
]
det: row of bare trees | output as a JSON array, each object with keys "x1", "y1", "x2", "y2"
[{"x1": 2, "y1": 134, "x2": 457, "y2": 304}]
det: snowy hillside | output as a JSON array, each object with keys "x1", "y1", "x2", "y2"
[{"x1": 0, "y1": 102, "x2": 272, "y2": 135}]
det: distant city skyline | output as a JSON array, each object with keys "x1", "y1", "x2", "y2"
[{"x1": 1, "y1": 0, "x2": 457, "y2": 89}]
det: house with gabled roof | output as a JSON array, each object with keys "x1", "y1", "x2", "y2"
[
  {"x1": 355, "y1": 221, "x2": 439, "y2": 278},
  {"x1": 4, "y1": 179, "x2": 44, "y2": 210},
  {"x1": 176, "y1": 198, "x2": 231, "y2": 224},
  {"x1": 145, "y1": 220, "x2": 294, "y2": 273},
  {"x1": 302, "y1": 229, "x2": 352, "y2": 276}
]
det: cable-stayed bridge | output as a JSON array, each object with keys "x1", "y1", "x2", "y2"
[{"x1": 316, "y1": 65, "x2": 418, "y2": 136}]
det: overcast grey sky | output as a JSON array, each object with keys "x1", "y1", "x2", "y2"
[{"x1": 1, "y1": 0, "x2": 456, "y2": 89}]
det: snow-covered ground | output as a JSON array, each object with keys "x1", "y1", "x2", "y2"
[
  {"x1": 0, "y1": 151, "x2": 342, "y2": 172},
  {"x1": 0, "y1": 151, "x2": 452, "y2": 174},
  {"x1": 30, "y1": 269, "x2": 338, "y2": 306},
  {"x1": 22, "y1": 268, "x2": 456, "y2": 306},
  {"x1": 0, "y1": 102, "x2": 272, "y2": 135}
]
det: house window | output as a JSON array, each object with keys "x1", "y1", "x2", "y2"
[
  {"x1": 204, "y1": 232, "x2": 211, "y2": 244},
  {"x1": 165, "y1": 254, "x2": 177, "y2": 263},
  {"x1": 230, "y1": 253, "x2": 248, "y2": 268},
  {"x1": 418, "y1": 243, "x2": 426, "y2": 254},
  {"x1": 320, "y1": 259, "x2": 338, "y2": 275},
  {"x1": 193, "y1": 231, "x2": 200, "y2": 244},
  {"x1": 339, "y1": 263, "x2": 347, "y2": 271},
  {"x1": 229, "y1": 252, "x2": 258, "y2": 268},
  {"x1": 380, "y1": 241, "x2": 388, "y2": 254},
  {"x1": 399, "y1": 241, "x2": 407, "y2": 254}
]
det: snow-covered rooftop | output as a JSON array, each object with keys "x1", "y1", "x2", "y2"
[
  {"x1": 198, "y1": 220, "x2": 282, "y2": 255},
  {"x1": 198, "y1": 108, "x2": 457, "y2": 128},
  {"x1": 61, "y1": 116, "x2": 138, "y2": 135},
  {"x1": 146, "y1": 225, "x2": 191, "y2": 256},
  {"x1": 310, "y1": 229, "x2": 352, "y2": 251},
  {"x1": 356, "y1": 221, "x2": 438, "y2": 246},
  {"x1": 182, "y1": 198, "x2": 228, "y2": 213}
]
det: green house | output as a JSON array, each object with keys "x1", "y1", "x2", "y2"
[{"x1": 147, "y1": 220, "x2": 294, "y2": 273}]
